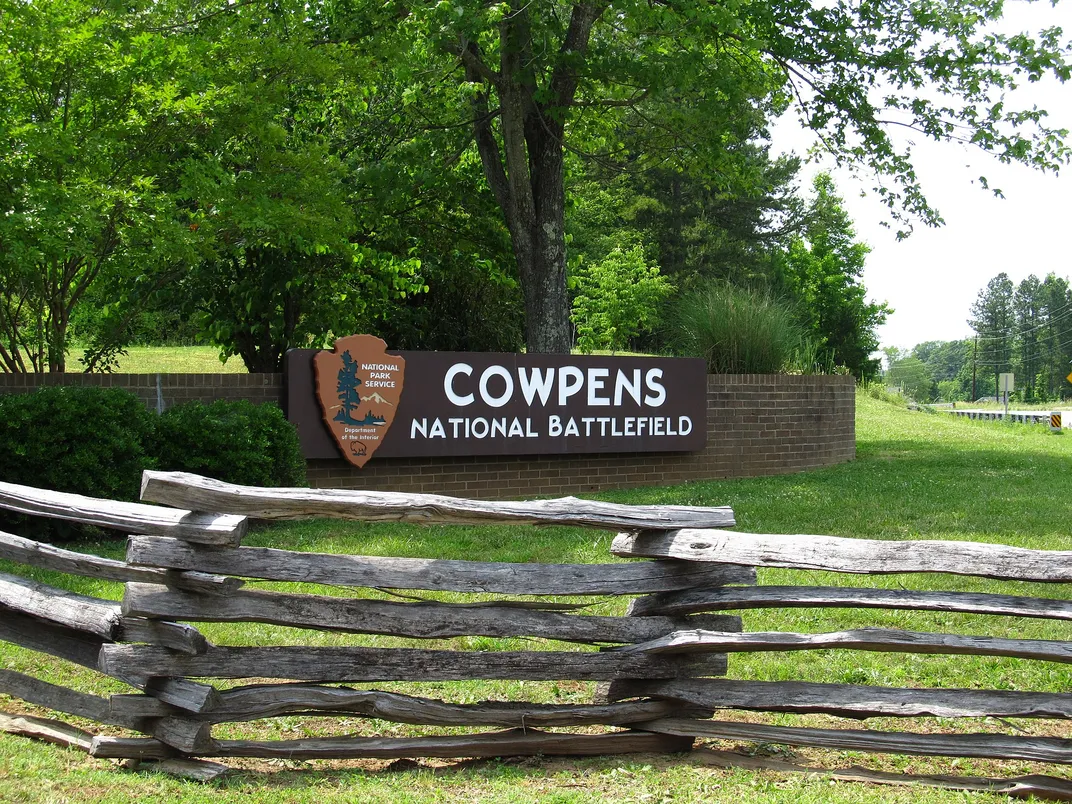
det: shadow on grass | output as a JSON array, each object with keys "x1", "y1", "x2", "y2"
[
  {"x1": 204, "y1": 753, "x2": 622, "y2": 785},
  {"x1": 146, "y1": 751, "x2": 730, "y2": 796}
]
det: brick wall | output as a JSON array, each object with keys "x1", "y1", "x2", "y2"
[
  {"x1": 0, "y1": 372, "x2": 855, "y2": 497},
  {"x1": 0, "y1": 372, "x2": 283, "y2": 411}
]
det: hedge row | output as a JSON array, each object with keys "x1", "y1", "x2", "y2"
[{"x1": 0, "y1": 387, "x2": 306, "y2": 540}]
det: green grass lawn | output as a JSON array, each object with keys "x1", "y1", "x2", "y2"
[
  {"x1": 65, "y1": 346, "x2": 248, "y2": 374},
  {"x1": 71, "y1": 346, "x2": 649, "y2": 373},
  {"x1": 3, "y1": 392, "x2": 1072, "y2": 801}
]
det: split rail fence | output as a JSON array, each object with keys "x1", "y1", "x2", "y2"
[{"x1": 2, "y1": 470, "x2": 1072, "y2": 786}]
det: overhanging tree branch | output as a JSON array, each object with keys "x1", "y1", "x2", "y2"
[
  {"x1": 463, "y1": 43, "x2": 512, "y2": 228},
  {"x1": 573, "y1": 89, "x2": 650, "y2": 109},
  {"x1": 547, "y1": 2, "x2": 609, "y2": 121},
  {"x1": 444, "y1": 38, "x2": 500, "y2": 85}
]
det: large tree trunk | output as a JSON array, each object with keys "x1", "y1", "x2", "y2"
[
  {"x1": 46, "y1": 261, "x2": 72, "y2": 373},
  {"x1": 515, "y1": 137, "x2": 571, "y2": 354},
  {"x1": 463, "y1": 3, "x2": 605, "y2": 355}
]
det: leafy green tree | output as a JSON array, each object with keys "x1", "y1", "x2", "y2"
[
  {"x1": 568, "y1": 147, "x2": 808, "y2": 295},
  {"x1": 158, "y1": 3, "x2": 425, "y2": 372},
  {"x1": 780, "y1": 174, "x2": 890, "y2": 379},
  {"x1": 0, "y1": 1, "x2": 439, "y2": 373},
  {"x1": 886, "y1": 356, "x2": 936, "y2": 401},
  {"x1": 331, "y1": 1, "x2": 787, "y2": 352},
  {"x1": 570, "y1": 245, "x2": 673, "y2": 354},
  {"x1": 330, "y1": 77, "x2": 522, "y2": 353},
  {"x1": 936, "y1": 379, "x2": 962, "y2": 402},
  {"x1": 371, "y1": 257, "x2": 524, "y2": 353},
  {"x1": 330, "y1": 0, "x2": 1070, "y2": 354},
  {"x1": 179, "y1": 248, "x2": 421, "y2": 373},
  {"x1": 912, "y1": 339, "x2": 973, "y2": 400},
  {"x1": 0, "y1": 0, "x2": 201, "y2": 372},
  {"x1": 913, "y1": 340, "x2": 972, "y2": 384},
  {"x1": 631, "y1": 152, "x2": 808, "y2": 291},
  {"x1": 967, "y1": 272, "x2": 1072, "y2": 402}
]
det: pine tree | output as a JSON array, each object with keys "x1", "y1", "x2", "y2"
[
  {"x1": 1013, "y1": 276, "x2": 1043, "y2": 401},
  {"x1": 334, "y1": 351, "x2": 363, "y2": 425},
  {"x1": 969, "y1": 274, "x2": 1015, "y2": 400}
]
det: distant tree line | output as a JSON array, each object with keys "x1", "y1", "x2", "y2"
[{"x1": 885, "y1": 273, "x2": 1072, "y2": 402}]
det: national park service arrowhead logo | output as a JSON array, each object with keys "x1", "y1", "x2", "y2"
[{"x1": 314, "y1": 335, "x2": 405, "y2": 467}]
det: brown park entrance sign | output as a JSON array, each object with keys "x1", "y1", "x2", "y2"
[
  {"x1": 313, "y1": 335, "x2": 406, "y2": 468},
  {"x1": 287, "y1": 337, "x2": 707, "y2": 467}
]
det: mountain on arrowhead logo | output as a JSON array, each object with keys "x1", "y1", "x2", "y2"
[{"x1": 313, "y1": 335, "x2": 405, "y2": 468}]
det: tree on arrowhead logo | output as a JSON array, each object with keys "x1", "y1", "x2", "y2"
[{"x1": 313, "y1": 335, "x2": 406, "y2": 468}]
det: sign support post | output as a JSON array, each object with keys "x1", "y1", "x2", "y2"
[{"x1": 999, "y1": 373, "x2": 1014, "y2": 420}]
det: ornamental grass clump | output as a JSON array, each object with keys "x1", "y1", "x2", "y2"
[{"x1": 669, "y1": 283, "x2": 804, "y2": 374}]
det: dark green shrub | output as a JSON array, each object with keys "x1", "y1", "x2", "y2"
[
  {"x1": 667, "y1": 283, "x2": 805, "y2": 374},
  {"x1": 0, "y1": 386, "x2": 156, "y2": 500},
  {"x1": 153, "y1": 400, "x2": 306, "y2": 488},
  {"x1": 0, "y1": 386, "x2": 157, "y2": 540},
  {"x1": 0, "y1": 390, "x2": 305, "y2": 541}
]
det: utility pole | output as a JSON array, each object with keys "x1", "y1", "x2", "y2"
[{"x1": 972, "y1": 335, "x2": 978, "y2": 402}]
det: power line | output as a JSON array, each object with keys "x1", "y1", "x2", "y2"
[
  {"x1": 972, "y1": 322, "x2": 1072, "y2": 361},
  {"x1": 970, "y1": 301, "x2": 1072, "y2": 343}
]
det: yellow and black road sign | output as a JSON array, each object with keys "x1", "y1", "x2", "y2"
[
  {"x1": 1052, "y1": 412, "x2": 1063, "y2": 431},
  {"x1": 1067, "y1": 370, "x2": 1072, "y2": 385}
]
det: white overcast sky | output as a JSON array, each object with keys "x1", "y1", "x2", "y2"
[{"x1": 770, "y1": 0, "x2": 1072, "y2": 352}]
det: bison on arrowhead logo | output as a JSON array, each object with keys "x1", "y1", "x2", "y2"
[{"x1": 313, "y1": 335, "x2": 406, "y2": 468}]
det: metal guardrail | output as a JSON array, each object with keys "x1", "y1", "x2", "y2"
[{"x1": 945, "y1": 409, "x2": 1065, "y2": 427}]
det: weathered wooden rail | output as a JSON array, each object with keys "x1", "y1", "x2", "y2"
[
  {"x1": 0, "y1": 472, "x2": 742, "y2": 778},
  {"x1": 1, "y1": 470, "x2": 1072, "y2": 795}
]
